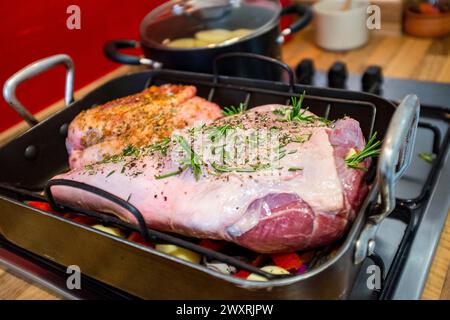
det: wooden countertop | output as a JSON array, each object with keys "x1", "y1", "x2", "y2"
[
  {"x1": 282, "y1": 28, "x2": 450, "y2": 82},
  {"x1": 0, "y1": 28, "x2": 449, "y2": 300},
  {"x1": 0, "y1": 266, "x2": 60, "y2": 300}
]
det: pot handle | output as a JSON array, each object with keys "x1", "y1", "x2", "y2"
[
  {"x1": 103, "y1": 39, "x2": 163, "y2": 68},
  {"x1": 354, "y1": 94, "x2": 420, "y2": 264},
  {"x1": 277, "y1": 3, "x2": 313, "y2": 44},
  {"x1": 3, "y1": 54, "x2": 75, "y2": 127}
]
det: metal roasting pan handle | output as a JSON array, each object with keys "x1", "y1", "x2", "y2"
[
  {"x1": 3, "y1": 54, "x2": 75, "y2": 127},
  {"x1": 212, "y1": 52, "x2": 296, "y2": 92},
  {"x1": 46, "y1": 179, "x2": 151, "y2": 242},
  {"x1": 45, "y1": 179, "x2": 279, "y2": 279},
  {"x1": 354, "y1": 94, "x2": 420, "y2": 264}
]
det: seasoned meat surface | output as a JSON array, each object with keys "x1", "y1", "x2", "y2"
[
  {"x1": 66, "y1": 84, "x2": 222, "y2": 168},
  {"x1": 53, "y1": 104, "x2": 370, "y2": 253}
]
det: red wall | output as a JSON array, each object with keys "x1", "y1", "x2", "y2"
[
  {"x1": 0, "y1": 0, "x2": 165, "y2": 132},
  {"x1": 0, "y1": 0, "x2": 292, "y2": 133}
]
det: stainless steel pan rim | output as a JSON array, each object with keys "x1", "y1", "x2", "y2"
[
  {"x1": 3, "y1": 54, "x2": 75, "y2": 127},
  {"x1": 0, "y1": 192, "x2": 366, "y2": 289}
]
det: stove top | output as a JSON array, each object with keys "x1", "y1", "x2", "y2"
[
  {"x1": 0, "y1": 61, "x2": 449, "y2": 300},
  {"x1": 350, "y1": 105, "x2": 449, "y2": 299},
  {"x1": 298, "y1": 60, "x2": 450, "y2": 299}
]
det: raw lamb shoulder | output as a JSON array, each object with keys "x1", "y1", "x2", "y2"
[{"x1": 51, "y1": 104, "x2": 370, "y2": 253}]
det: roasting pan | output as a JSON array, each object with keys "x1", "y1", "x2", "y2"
[{"x1": 0, "y1": 54, "x2": 419, "y2": 299}]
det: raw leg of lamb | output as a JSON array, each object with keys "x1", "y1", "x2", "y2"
[
  {"x1": 51, "y1": 104, "x2": 370, "y2": 253},
  {"x1": 66, "y1": 84, "x2": 222, "y2": 169}
]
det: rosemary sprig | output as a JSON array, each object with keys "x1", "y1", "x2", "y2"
[
  {"x1": 106, "y1": 170, "x2": 115, "y2": 178},
  {"x1": 97, "y1": 138, "x2": 171, "y2": 167},
  {"x1": 208, "y1": 124, "x2": 233, "y2": 142},
  {"x1": 147, "y1": 137, "x2": 171, "y2": 156},
  {"x1": 291, "y1": 133, "x2": 312, "y2": 144},
  {"x1": 211, "y1": 162, "x2": 232, "y2": 173},
  {"x1": 211, "y1": 162, "x2": 274, "y2": 174},
  {"x1": 174, "y1": 135, "x2": 202, "y2": 180},
  {"x1": 288, "y1": 166, "x2": 303, "y2": 171},
  {"x1": 211, "y1": 162, "x2": 256, "y2": 173},
  {"x1": 236, "y1": 167, "x2": 257, "y2": 173},
  {"x1": 223, "y1": 103, "x2": 246, "y2": 116},
  {"x1": 345, "y1": 132, "x2": 382, "y2": 170},
  {"x1": 315, "y1": 116, "x2": 334, "y2": 126},
  {"x1": 155, "y1": 167, "x2": 186, "y2": 180},
  {"x1": 272, "y1": 91, "x2": 314, "y2": 123},
  {"x1": 273, "y1": 109, "x2": 287, "y2": 116},
  {"x1": 122, "y1": 144, "x2": 139, "y2": 157},
  {"x1": 419, "y1": 152, "x2": 433, "y2": 164},
  {"x1": 154, "y1": 136, "x2": 203, "y2": 180},
  {"x1": 289, "y1": 91, "x2": 307, "y2": 121},
  {"x1": 97, "y1": 154, "x2": 120, "y2": 165},
  {"x1": 286, "y1": 91, "x2": 318, "y2": 124},
  {"x1": 273, "y1": 91, "x2": 332, "y2": 125},
  {"x1": 275, "y1": 149, "x2": 287, "y2": 161},
  {"x1": 188, "y1": 123, "x2": 206, "y2": 136}
]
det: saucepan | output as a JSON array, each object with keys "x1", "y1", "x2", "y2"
[{"x1": 104, "y1": 0, "x2": 312, "y2": 78}]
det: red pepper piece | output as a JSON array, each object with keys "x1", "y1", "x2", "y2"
[
  {"x1": 71, "y1": 216, "x2": 98, "y2": 225},
  {"x1": 26, "y1": 201, "x2": 63, "y2": 215},
  {"x1": 271, "y1": 252, "x2": 302, "y2": 271},
  {"x1": 128, "y1": 231, "x2": 153, "y2": 247},
  {"x1": 234, "y1": 270, "x2": 250, "y2": 279},
  {"x1": 63, "y1": 213, "x2": 77, "y2": 219},
  {"x1": 199, "y1": 239, "x2": 227, "y2": 251},
  {"x1": 27, "y1": 201, "x2": 52, "y2": 212}
]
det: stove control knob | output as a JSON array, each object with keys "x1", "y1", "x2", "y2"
[
  {"x1": 362, "y1": 65, "x2": 383, "y2": 94},
  {"x1": 296, "y1": 59, "x2": 315, "y2": 85},
  {"x1": 328, "y1": 61, "x2": 348, "y2": 89}
]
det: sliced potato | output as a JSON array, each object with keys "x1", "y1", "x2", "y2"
[
  {"x1": 261, "y1": 265, "x2": 290, "y2": 275},
  {"x1": 92, "y1": 224, "x2": 125, "y2": 238},
  {"x1": 167, "y1": 38, "x2": 197, "y2": 48},
  {"x1": 155, "y1": 244, "x2": 201, "y2": 264},
  {"x1": 195, "y1": 29, "x2": 232, "y2": 43},
  {"x1": 246, "y1": 265, "x2": 290, "y2": 282},
  {"x1": 194, "y1": 39, "x2": 213, "y2": 47},
  {"x1": 229, "y1": 28, "x2": 253, "y2": 39},
  {"x1": 166, "y1": 28, "x2": 253, "y2": 48},
  {"x1": 345, "y1": 147, "x2": 357, "y2": 160},
  {"x1": 247, "y1": 273, "x2": 268, "y2": 282}
]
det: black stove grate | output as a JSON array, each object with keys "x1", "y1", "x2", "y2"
[
  {"x1": 397, "y1": 121, "x2": 444, "y2": 209},
  {"x1": 356, "y1": 104, "x2": 450, "y2": 299}
]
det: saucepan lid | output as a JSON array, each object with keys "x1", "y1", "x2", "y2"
[{"x1": 140, "y1": 0, "x2": 282, "y2": 49}]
